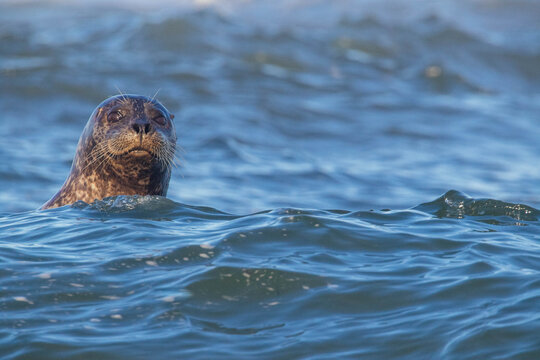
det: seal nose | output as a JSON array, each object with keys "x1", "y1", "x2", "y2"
[{"x1": 131, "y1": 118, "x2": 151, "y2": 135}]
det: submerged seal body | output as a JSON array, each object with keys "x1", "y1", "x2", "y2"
[{"x1": 42, "y1": 94, "x2": 177, "y2": 209}]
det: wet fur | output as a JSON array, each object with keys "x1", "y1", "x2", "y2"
[{"x1": 42, "y1": 95, "x2": 177, "y2": 209}]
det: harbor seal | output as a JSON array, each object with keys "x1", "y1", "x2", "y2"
[{"x1": 41, "y1": 94, "x2": 177, "y2": 209}]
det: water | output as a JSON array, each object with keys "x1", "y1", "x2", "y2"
[{"x1": 1, "y1": 0, "x2": 540, "y2": 359}]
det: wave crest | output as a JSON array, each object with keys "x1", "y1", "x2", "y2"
[{"x1": 416, "y1": 190, "x2": 539, "y2": 221}]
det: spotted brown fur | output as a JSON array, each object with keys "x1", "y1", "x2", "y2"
[{"x1": 42, "y1": 94, "x2": 177, "y2": 209}]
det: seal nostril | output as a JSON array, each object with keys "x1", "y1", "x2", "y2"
[{"x1": 132, "y1": 122, "x2": 151, "y2": 134}]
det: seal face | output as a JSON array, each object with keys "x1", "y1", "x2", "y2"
[{"x1": 42, "y1": 94, "x2": 177, "y2": 209}]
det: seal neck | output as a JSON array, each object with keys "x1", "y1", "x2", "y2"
[
  {"x1": 78, "y1": 155, "x2": 170, "y2": 198},
  {"x1": 40, "y1": 155, "x2": 170, "y2": 209}
]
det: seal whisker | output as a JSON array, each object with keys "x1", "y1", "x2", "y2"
[
  {"x1": 157, "y1": 145, "x2": 175, "y2": 169},
  {"x1": 174, "y1": 143, "x2": 186, "y2": 154},
  {"x1": 173, "y1": 154, "x2": 182, "y2": 168},
  {"x1": 164, "y1": 144, "x2": 182, "y2": 168},
  {"x1": 115, "y1": 85, "x2": 128, "y2": 102},
  {"x1": 92, "y1": 154, "x2": 110, "y2": 172},
  {"x1": 81, "y1": 146, "x2": 105, "y2": 170},
  {"x1": 168, "y1": 148, "x2": 181, "y2": 168},
  {"x1": 151, "y1": 88, "x2": 161, "y2": 102},
  {"x1": 80, "y1": 144, "x2": 110, "y2": 173}
]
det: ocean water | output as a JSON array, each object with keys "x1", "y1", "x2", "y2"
[{"x1": 1, "y1": 0, "x2": 540, "y2": 359}]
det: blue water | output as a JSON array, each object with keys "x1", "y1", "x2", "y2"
[{"x1": 1, "y1": 0, "x2": 540, "y2": 359}]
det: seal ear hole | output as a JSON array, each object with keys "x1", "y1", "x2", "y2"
[{"x1": 170, "y1": 114, "x2": 175, "y2": 120}]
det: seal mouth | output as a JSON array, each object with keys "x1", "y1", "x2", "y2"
[{"x1": 124, "y1": 147, "x2": 153, "y2": 157}]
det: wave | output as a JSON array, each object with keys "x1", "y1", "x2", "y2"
[
  {"x1": 416, "y1": 190, "x2": 539, "y2": 222},
  {"x1": 42, "y1": 191, "x2": 540, "y2": 225},
  {"x1": 2, "y1": 190, "x2": 539, "y2": 360}
]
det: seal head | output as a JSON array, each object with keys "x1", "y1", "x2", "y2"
[{"x1": 42, "y1": 94, "x2": 177, "y2": 209}]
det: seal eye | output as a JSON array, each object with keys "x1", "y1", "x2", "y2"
[
  {"x1": 153, "y1": 115, "x2": 167, "y2": 126},
  {"x1": 108, "y1": 110, "x2": 123, "y2": 122}
]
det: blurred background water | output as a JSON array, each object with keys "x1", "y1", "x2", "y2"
[{"x1": 1, "y1": 0, "x2": 540, "y2": 359}]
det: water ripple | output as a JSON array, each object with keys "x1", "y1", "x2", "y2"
[{"x1": 1, "y1": 193, "x2": 539, "y2": 358}]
